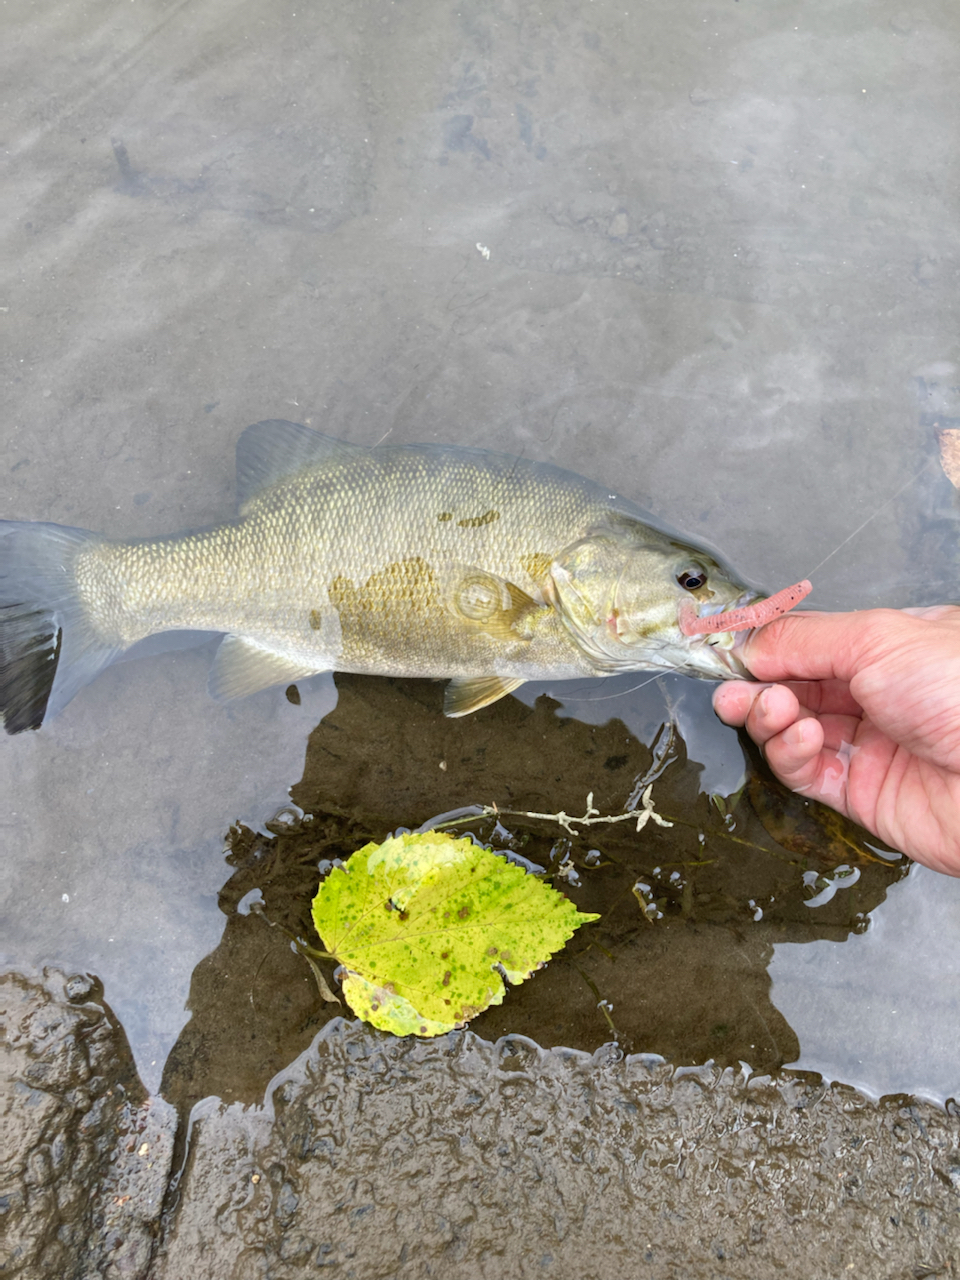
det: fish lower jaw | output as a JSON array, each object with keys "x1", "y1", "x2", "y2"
[{"x1": 705, "y1": 640, "x2": 753, "y2": 680}]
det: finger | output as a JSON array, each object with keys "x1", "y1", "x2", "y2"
[
  {"x1": 742, "y1": 684, "x2": 811, "y2": 748},
  {"x1": 714, "y1": 679, "x2": 862, "y2": 724},
  {"x1": 776, "y1": 679, "x2": 863, "y2": 717},
  {"x1": 715, "y1": 683, "x2": 817, "y2": 748},
  {"x1": 761, "y1": 716, "x2": 826, "y2": 794},
  {"x1": 712, "y1": 681, "x2": 763, "y2": 727},
  {"x1": 735, "y1": 608, "x2": 919, "y2": 684},
  {"x1": 715, "y1": 684, "x2": 865, "y2": 815}
]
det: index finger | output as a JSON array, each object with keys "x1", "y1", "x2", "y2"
[{"x1": 735, "y1": 608, "x2": 902, "y2": 684}]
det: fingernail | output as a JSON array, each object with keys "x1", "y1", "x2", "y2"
[{"x1": 784, "y1": 720, "x2": 807, "y2": 747}]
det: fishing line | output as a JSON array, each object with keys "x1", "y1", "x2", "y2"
[
  {"x1": 570, "y1": 670, "x2": 674, "y2": 703},
  {"x1": 803, "y1": 456, "x2": 935, "y2": 580}
]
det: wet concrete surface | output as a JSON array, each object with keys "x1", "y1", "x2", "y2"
[{"x1": 4, "y1": 0, "x2": 960, "y2": 1274}]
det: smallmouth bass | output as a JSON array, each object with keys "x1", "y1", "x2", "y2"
[{"x1": 1, "y1": 420, "x2": 765, "y2": 733}]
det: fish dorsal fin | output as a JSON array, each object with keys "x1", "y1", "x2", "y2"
[
  {"x1": 209, "y1": 635, "x2": 323, "y2": 702},
  {"x1": 444, "y1": 675, "x2": 524, "y2": 717},
  {"x1": 442, "y1": 566, "x2": 543, "y2": 642},
  {"x1": 236, "y1": 420, "x2": 364, "y2": 511}
]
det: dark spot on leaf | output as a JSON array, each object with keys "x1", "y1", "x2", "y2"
[
  {"x1": 457, "y1": 905, "x2": 470, "y2": 919},
  {"x1": 487, "y1": 946, "x2": 498, "y2": 956},
  {"x1": 398, "y1": 909, "x2": 409, "y2": 922},
  {"x1": 419, "y1": 1025, "x2": 428, "y2": 1034},
  {"x1": 371, "y1": 1001, "x2": 380, "y2": 1011},
  {"x1": 441, "y1": 951, "x2": 449, "y2": 960},
  {"x1": 442, "y1": 970, "x2": 452, "y2": 986}
]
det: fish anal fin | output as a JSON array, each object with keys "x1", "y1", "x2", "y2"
[
  {"x1": 209, "y1": 635, "x2": 322, "y2": 702},
  {"x1": 444, "y1": 675, "x2": 524, "y2": 717},
  {"x1": 445, "y1": 566, "x2": 543, "y2": 642},
  {"x1": 236, "y1": 420, "x2": 365, "y2": 512}
]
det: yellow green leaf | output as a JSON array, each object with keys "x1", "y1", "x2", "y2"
[{"x1": 311, "y1": 831, "x2": 599, "y2": 1037}]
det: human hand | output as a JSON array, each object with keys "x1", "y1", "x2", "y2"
[{"x1": 711, "y1": 606, "x2": 960, "y2": 877}]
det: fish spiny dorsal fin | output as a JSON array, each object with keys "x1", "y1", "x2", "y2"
[
  {"x1": 443, "y1": 675, "x2": 525, "y2": 717},
  {"x1": 236, "y1": 420, "x2": 365, "y2": 512}
]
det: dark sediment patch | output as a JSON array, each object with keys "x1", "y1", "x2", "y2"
[{"x1": 160, "y1": 674, "x2": 906, "y2": 1113}]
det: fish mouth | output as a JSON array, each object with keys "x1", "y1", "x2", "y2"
[
  {"x1": 682, "y1": 590, "x2": 761, "y2": 680},
  {"x1": 677, "y1": 580, "x2": 812, "y2": 646},
  {"x1": 708, "y1": 632, "x2": 754, "y2": 679},
  {"x1": 680, "y1": 588, "x2": 761, "y2": 631}
]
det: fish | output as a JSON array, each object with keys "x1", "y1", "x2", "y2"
[{"x1": 0, "y1": 419, "x2": 785, "y2": 734}]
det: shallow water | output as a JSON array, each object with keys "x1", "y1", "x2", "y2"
[{"x1": 3, "y1": 0, "x2": 960, "y2": 1128}]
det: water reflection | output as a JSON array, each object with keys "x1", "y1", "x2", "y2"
[{"x1": 160, "y1": 673, "x2": 905, "y2": 1113}]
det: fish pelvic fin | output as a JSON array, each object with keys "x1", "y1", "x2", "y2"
[
  {"x1": 209, "y1": 635, "x2": 323, "y2": 701},
  {"x1": 0, "y1": 522, "x2": 121, "y2": 733},
  {"x1": 443, "y1": 674, "x2": 524, "y2": 717},
  {"x1": 236, "y1": 420, "x2": 365, "y2": 513}
]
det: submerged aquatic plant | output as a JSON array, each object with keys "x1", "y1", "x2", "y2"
[{"x1": 309, "y1": 831, "x2": 599, "y2": 1037}]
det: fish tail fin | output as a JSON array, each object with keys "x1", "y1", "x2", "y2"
[{"x1": 0, "y1": 521, "x2": 121, "y2": 733}]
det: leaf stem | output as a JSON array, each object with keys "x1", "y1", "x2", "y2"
[{"x1": 249, "y1": 903, "x2": 341, "y2": 1004}]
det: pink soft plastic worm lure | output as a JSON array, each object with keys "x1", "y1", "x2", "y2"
[{"x1": 678, "y1": 579, "x2": 812, "y2": 637}]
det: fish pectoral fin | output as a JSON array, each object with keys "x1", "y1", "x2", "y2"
[
  {"x1": 443, "y1": 565, "x2": 543, "y2": 642},
  {"x1": 209, "y1": 635, "x2": 322, "y2": 702},
  {"x1": 443, "y1": 675, "x2": 524, "y2": 717},
  {"x1": 236, "y1": 420, "x2": 365, "y2": 513}
]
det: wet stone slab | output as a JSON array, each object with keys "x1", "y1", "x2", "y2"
[
  {"x1": 0, "y1": 969, "x2": 176, "y2": 1280},
  {"x1": 3, "y1": 967, "x2": 960, "y2": 1279},
  {"x1": 156, "y1": 1022, "x2": 960, "y2": 1280}
]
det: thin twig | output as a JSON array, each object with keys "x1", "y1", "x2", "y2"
[{"x1": 439, "y1": 787, "x2": 674, "y2": 837}]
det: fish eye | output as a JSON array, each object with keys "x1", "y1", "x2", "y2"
[{"x1": 677, "y1": 568, "x2": 707, "y2": 591}]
